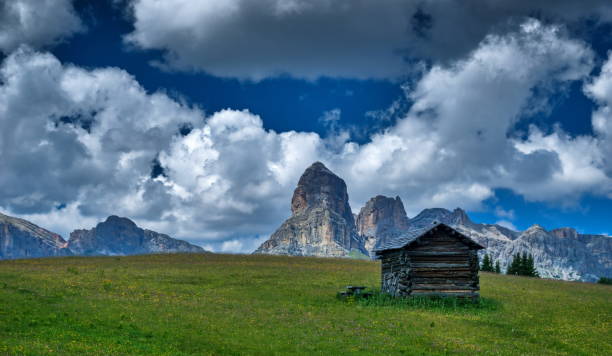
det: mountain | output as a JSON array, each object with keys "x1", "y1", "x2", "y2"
[
  {"x1": 356, "y1": 195, "x2": 409, "y2": 253},
  {"x1": 392, "y1": 208, "x2": 611, "y2": 282},
  {"x1": 253, "y1": 162, "x2": 610, "y2": 281},
  {"x1": 67, "y1": 215, "x2": 205, "y2": 256},
  {"x1": 0, "y1": 212, "x2": 70, "y2": 259},
  {"x1": 495, "y1": 225, "x2": 611, "y2": 281},
  {"x1": 254, "y1": 162, "x2": 367, "y2": 257}
]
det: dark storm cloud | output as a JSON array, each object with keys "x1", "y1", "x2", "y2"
[{"x1": 125, "y1": 0, "x2": 612, "y2": 80}]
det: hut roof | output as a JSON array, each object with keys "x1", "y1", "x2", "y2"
[{"x1": 374, "y1": 223, "x2": 485, "y2": 253}]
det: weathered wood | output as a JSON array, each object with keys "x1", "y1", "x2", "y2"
[
  {"x1": 410, "y1": 291, "x2": 479, "y2": 298},
  {"x1": 411, "y1": 284, "x2": 478, "y2": 290},
  {"x1": 411, "y1": 245, "x2": 470, "y2": 252},
  {"x1": 412, "y1": 289, "x2": 479, "y2": 294},
  {"x1": 412, "y1": 267, "x2": 474, "y2": 272},
  {"x1": 407, "y1": 251, "x2": 470, "y2": 256},
  {"x1": 410, "y1": 263, "x2": 470, "y2": 268},
  {"x1": 410, "y1": 256, "x2": 469, "y2": 263},
  {"x1": 412, "y1": 277, "x2": 475, "y2": 284},
  {"x1": 413, "y1": 273, "x2": 474, "y2": 279},
  {"x1": 378, "y1": 223, "x2": 483, "y2": 299}
]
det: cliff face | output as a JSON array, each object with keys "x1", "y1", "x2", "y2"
[
  {"x1": 68, "y1": 215, "x2": 204, "y2": 256},
  {"x1": 0, "y1": 212, "x2": 70, "y2": 259},
  {"x1": 356, "y1": 195, "x2": 410, "y2": 253},
  {"x1": 495, "y1": 226, "x2": 612, "y2": 282},
  {"x1": 255, "y1": 162, "x2": 366, "y2": 257}
]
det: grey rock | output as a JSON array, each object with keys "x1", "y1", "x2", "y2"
[
  {"x1": 255, "y1": 162, "x2": 366, "y2": 257},
  {"x1": 356, "y1": 195, "x2": 410, "y2": 253},
  {"x1": 0, "y1": 212, "x2": 70, "y2": 259},
  {"x1": 67, "y1": 215, "x2": 205, "y2": 256}
]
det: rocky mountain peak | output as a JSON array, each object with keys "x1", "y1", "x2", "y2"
[
  {"x1": 451, "y1": 208, "x2": 472, "y2": 225},
  {"x1": 550, "y1": 227, "x2": 579, "y2": 239},
  {"x1": 356, "y1": 195, "x2": 410, "y2": 252},
  {"x1": 525, "y1": 224, "x2": 546, "y2": 233},
  {"x1": 410, "y1": 207, "x2": 473, "y2": 227},
  {"x1": 103, "y1": 215, "x2": 138, "y2": 227},
  {"x1": 255, "y1": 162, "x2": 366, "y2": 257},
  {"x1": 68, "y1": 216, "x2": 204, "y2": 256},
  {"x1": 290, "y1": 161, "x2": 353, "y2": 224},
  {"x1": 0, "y1": 211, "x2": 70, "y2": 259}
]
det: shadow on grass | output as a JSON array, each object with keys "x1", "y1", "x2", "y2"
[{"x1": 339, "y1": 290, "x2": 500, "y2": 314}]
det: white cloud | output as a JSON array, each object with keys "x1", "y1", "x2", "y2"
[
  {"x1": 585, "y1": 51, "x2": 612, "y2": 177},
  {"x1": 495, "y1": 207, "x2": 515, "y2": 220},
  {"x1": 0, "y1": 47, "x2": 201, "y2": 230},
  {"x1": 2, "y1": 19, "x2": 612, "y2": 252},
  {"x1": 0, "y1": 47, "x2": 322, "y2": 243},
  {"x1": 218, "y1": 236, "x2": 268, "y2": 254},
  {"x1": 0, "y1": 0, "x2": 82, "y2": 53},
  {"x1": 124, "y1": 0, "x2": 612, "y2": 80},
  {"x1": 333, "y1": 19, "x2": 601, "y2": 215},
  {"x1": 495, "y1": 220, "x2": 518, "y2": 231},
  {"x1": 513, "y1": 127, "x2": 611, "y2": 200}
]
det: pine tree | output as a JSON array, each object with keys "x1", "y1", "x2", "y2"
[
  {"x1": 506, "y1": 252, "x2": 540, "y2": 277},
  {"x1": 525, "y1": 254, "x2": 539, "y2": 277},
  {"x1": 481, "y1": 254, "x2": 494, "y2": 272},
  {"x1": 506, "y1": 254, "x2": 514, "y2": 275},
  {"x1": 520, "y1": 252, "x2": 529, "y2": 276},
  {"x1": 494, "y1": 260, "x2": 501, "y2": 274},
  {"x1": 507, "y1": 253, "x2": 521, "y2": 275}
]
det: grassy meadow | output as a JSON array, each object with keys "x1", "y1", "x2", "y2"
[{"x1": 0, "y1": 253, "x2": 610, "y2": 355}]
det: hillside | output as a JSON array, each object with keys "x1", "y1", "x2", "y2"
[{"x1": 0, "y1": 254, "x2": 610, "y2": 355}]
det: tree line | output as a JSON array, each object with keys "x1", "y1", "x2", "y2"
[{"x1": 480, "y1": 252, "x2": 539, "y2": 277}]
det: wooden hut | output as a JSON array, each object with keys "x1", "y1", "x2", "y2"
[{"x1": 374, "y1": 223, "x2": 484, "y2": 300}]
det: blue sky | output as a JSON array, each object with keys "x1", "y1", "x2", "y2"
[{"x1": 2, "y1": 1, "x2": 612, "y2": 251}]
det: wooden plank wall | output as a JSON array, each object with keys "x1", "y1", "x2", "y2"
[
  {"x1": 380, "y1": 249, "x2": 410, "y2": 297},
  {"x1": 380, "y1": 230, "x2": 480, "y2": 299}
]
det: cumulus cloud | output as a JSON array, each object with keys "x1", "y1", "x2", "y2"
[
  {"x1": 2, "y1": 19, "x2": 612, "y2": 252},
  {"x1": 0, "y1": 47, "x2": 322, "y2": 249},
  {"x1": 331, "y1": 19, "x2": 604, "y2": 213},
  {"x1": 585, "y1": 51, "x2": 612, "y2": 176},
  {"x1": 0, "y1": 0, "x2": 82, "y2": 53},
  {"x1": 124, "y1": 0, "x2": 612, "y2": 80}
]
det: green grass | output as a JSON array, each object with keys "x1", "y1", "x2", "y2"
[{"x1": 0, "y1": 254, "x2": 610, "y2": 355}]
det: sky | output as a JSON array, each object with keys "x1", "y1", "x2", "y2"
[{"x1": 2, "y1": 0, "x2": 612, "y2": 252}]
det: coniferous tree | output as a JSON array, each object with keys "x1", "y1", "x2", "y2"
[
  {"x1": 507, "y1": 253, "x2": 521, "y2": 275},
  {"x1": 506, "y1": 254, "x2": 513, "y2": 275},
  {"x1": 494, "y1": 260, "x2": 501, "y2": 274},
  {"x1": 481, "y1": 253, "x2": 494, "y2": 272},
  {"x1": 525, "y1": 254, "x2": 539, "y2": 277},
  {"x1": 506, "y1": 252, "x2": 540, "y2": 277},
  {"x1": 520, "y1": 252, "x2": 529, "y2": 275}
]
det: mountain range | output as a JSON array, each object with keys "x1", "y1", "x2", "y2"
[
  {"x1": 1, "y1": 162, "x2": 610, "y2": 282},
  {"x1": 255, "y1": 162, "x2": 611, "y2": 282},
  {"x1": 0, "y1": 213, "x2": 204, "y2": 259}
]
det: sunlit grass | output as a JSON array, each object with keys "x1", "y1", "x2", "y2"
[{"x1": 0, "y1": 253, "x2": 610, "y2": 355}]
